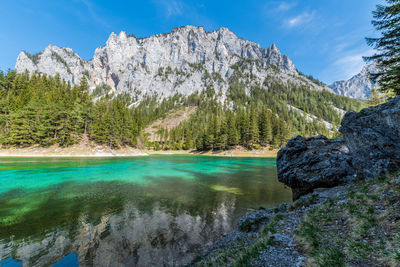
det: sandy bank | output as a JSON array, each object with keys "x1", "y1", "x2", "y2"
[
  {"x1": 145, "y1": 148, "x2": 278, "y2": 158},
  {"x1": 0, "y1": 144, "x2": 148, "y2": 157},
  {"x1": 0, "y1": 145, "x2": 278, "y2": 158}
]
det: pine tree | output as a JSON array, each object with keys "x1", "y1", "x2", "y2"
[
  {"x1": 365, "y1": 0, "x2": 400, "y2": 94},
  {"x1": 248, "y1": 108, "x2": 260, "y2": 148},
  {"x1": 368, "y1": 87, "x2": 386, "y2": 106},
  {"x1": 0, "y1": 70, "x2": 365, "y2": 150},
  {"x1": 226, "y1": 112, "x2": 238, "y2": 148},
  {"x1": 9, "y1": 103, "x2": 37, "y2": 146},
  {"x1": 259, "y1": 109, "x2": 272, "y2": 146}
]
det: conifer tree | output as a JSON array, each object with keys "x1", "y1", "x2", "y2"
[{"x1": 365, "y1": 0, "x2": 400, "y2": 94}]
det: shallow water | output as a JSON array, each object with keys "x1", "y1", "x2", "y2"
[{"x1": 0, "y1": 155, "x2": 291, "y2": 266}]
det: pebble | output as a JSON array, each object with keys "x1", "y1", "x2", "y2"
[{"x1": 396, "y1": 175, "x2": 400, "y2": 185}]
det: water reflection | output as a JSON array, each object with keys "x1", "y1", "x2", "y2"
[
  {"x1": 0, "y1": 156, "x2": 291, "y2": 266},
  {"x1": 1, "y1": 197, "x2": 237, "y2": 266}
]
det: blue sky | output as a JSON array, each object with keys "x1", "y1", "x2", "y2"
[{"x1": 0, "y1": 0, "x2": 383, "y2": 84}]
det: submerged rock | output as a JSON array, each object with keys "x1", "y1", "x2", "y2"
[
  {"x1": 278, "y1": 96, "x2": 400, "y2": 199},
  {"x1": 277, "y1": 135, "x2": 354, "y2": 200}
]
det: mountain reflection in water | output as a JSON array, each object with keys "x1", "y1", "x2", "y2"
[{"x1": 0, "y1": 156, "x2": 291, "y2": 266}]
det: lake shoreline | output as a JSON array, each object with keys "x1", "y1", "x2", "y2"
[{"x1": 0, "y1": 145, "x2": 278, "y2": 158}]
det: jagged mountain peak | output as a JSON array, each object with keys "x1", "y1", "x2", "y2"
[
  {"x1": 329, "y1": 63, "x2": 377, "y2": 100},
  {"x1": 268, "y1": 43, "x2": 279, "y2": 51},
  {"x1": 360, "y1": 63, "x2": 378, "y2": 76},
  {"x1": 173, "y1": 25, "x2": 206, "y2": 33},
  {"x1": 107, "y1": 31, "x2": 131, "y2": 43},
  {"x1": 15, "y1": 26, "x2": 331, "y2": 101}
]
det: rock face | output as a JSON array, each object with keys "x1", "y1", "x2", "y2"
[
  {"x1": 340, "y1": 96, "x2": 400, "y2": 179},
  {"x1": 15, "y1": 45, "x2": 90, "y2": 85},
  {"x1": 15, "y1": 26, "x2": 332, "y2": 102},
  {"x1": 277, "y1": 136, "x2": 354, "y2": 200},
  {"x1": 329, "y1": 63, "x2": 378, "y2": 100},
  {"x1": 278, "y1": 96, "x2": 400, "y2": 200}
]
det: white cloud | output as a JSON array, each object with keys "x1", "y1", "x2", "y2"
[
  {"x1": 78, "y1": 0, "x2": 110, "y2": 29},
  {"x1": 166, "y1": 0, "x2": 184, "y2": 18},
  {"x1": 153, "y1": 0, "x2": 184, "y2": 18},
  {"x1": 150, "y1": 0, "x2": 215, "y2": 29},
  {"x1": 333, "y1": 49, "x2": 375, "y2": 79},
  {"x1": 318, "y1": 48, "x2": 375, "y2": 84},
  {"x1": 284, "y1": 11, "x2": 316, "y2": 28},
  {"x1": 276, "y1": 2, "x2": 297, "y2": 12}
]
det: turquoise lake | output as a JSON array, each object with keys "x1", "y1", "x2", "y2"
[{"x1": 0, "y1": 155, "x2": 291, "y2": 266}]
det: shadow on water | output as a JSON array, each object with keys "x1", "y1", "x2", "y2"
[{"x1": 0, "y1": 156, "x2": 291, "y2": 266}]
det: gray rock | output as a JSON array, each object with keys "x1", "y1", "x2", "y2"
[
  {"x1": 380, "y1": 190, "x2": 395, "y2": 201},
  {"x1": 277, "y1": 203, "x2": 288, "y2": 212},
  {"x1": 314, "y1": 185, "x2": 349, "y2": 200},
  {"x1": 15, "y1": 26, "x2": 332, "y2": 103},
  {"x1": 278, "y1": 97, "x2": 400, "y2": 200},
  {"x1": 271, "y1": 234, "x2": 294, "y2": 246},
  {"x1": 237, "y1": 209, "x2": 270, "y2": 232},
  {"x1": 397, "y1": 175, "x2": 400, "y2": 185},
  {"x1": 329, "y1": 63, "x2": 378, "y2": 100},
  {"x1": 255, "y1": 246, "x2": 306, "y2": 267},
  {"x1": 277, "y1": 135, "x2": 355, "y2": 200},
  {"x1": 340, "y1": 96, "x2": 400, "y2": 179}
]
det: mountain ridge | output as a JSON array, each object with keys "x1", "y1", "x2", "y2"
[
  {"x1": 15, "y1": 25, "x2": 332, "y2": 102},
  {"x1": 329, "y1": 63, "x2": 377, "y2": 100}
]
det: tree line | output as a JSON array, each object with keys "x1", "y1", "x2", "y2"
[
  {"x1": 148, "y1": 79, "x2": 364, "y2": 150},
  {"x1": 0, "y1": 70, "x2": 364, "y2": 150}
]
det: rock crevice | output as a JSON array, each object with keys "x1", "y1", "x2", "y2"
[
  {"x1": 15, "y1": 26, "x2": 332, "y2": 102},
  {"x1": 278, "y1": 96, "x2": 400, "y2": 200}
]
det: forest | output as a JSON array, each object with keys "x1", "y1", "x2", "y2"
[{"x1": 0, "y1": 70, "x2": 365, "y2": 150}]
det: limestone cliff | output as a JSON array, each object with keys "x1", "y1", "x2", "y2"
[
  {"x1": 329, "y1": 63, "x2": 378, "y2": 100},
  {"x1": 15, "y1": 26, "x2": 332, "y2": 102}
]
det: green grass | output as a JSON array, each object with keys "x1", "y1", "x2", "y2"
[
  {"x1": 197, "y1": 172, "x2": 400, "y2": 266},
  {"x1": 295, "y1": 172, "x2": 400, "y2": 266},
  {"x1": 197, "y1": 214, "x2": 285, "y2": 266}
]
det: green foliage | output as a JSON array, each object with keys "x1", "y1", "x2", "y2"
[
  {"x1": 365, "y1": 0, "x2": 400, "y2": 94},
  {"x1": 0, "y1": 72, "x2": 139, "y2": 148},
  {"x1": 93, "y1": 84, "x2": 112, "y2": 96},
  {"x1": 157, "y1": 79, "x2": 364, "y2": 151},
  {"x1": 24, "y1": 51, "x2": 42, "y2": 64},
  {"x1": 296, "y1": 172, "x2": 400, "y2": 266},
  {"x1": 0, "y1": 70, "x2": 365, "y2": 150},
  {"x1": 51, "y1": 52, "x2": 72, "y2": 74},
  {"x1": 297, "y1": 71, "x2": 326, "y2": 87},
  {"x1": 197, "y1": 214, "x2": 285, "y2": 266}
]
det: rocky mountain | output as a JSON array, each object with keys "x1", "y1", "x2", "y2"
[
  {"x1": 329, "y1": 63, "x2": 378, "y2": 100},
  {"x1": 15, "y1": 26, "x2": 332, "y2": 102}
]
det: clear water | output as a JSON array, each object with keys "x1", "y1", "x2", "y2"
[{"x1": 0, "y1": 155, "x2": 291, "y2": 266}]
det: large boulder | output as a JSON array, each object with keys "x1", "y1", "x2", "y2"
[
  {"x1": 277, "y1": 96, "x2": 400, "y2": 200},
  {"x1": 277, "y1": 135, "x2": 355, "y2": 200},
  {"x1": 340, "y1": 96, "x2": 400, "y2": 179}
]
